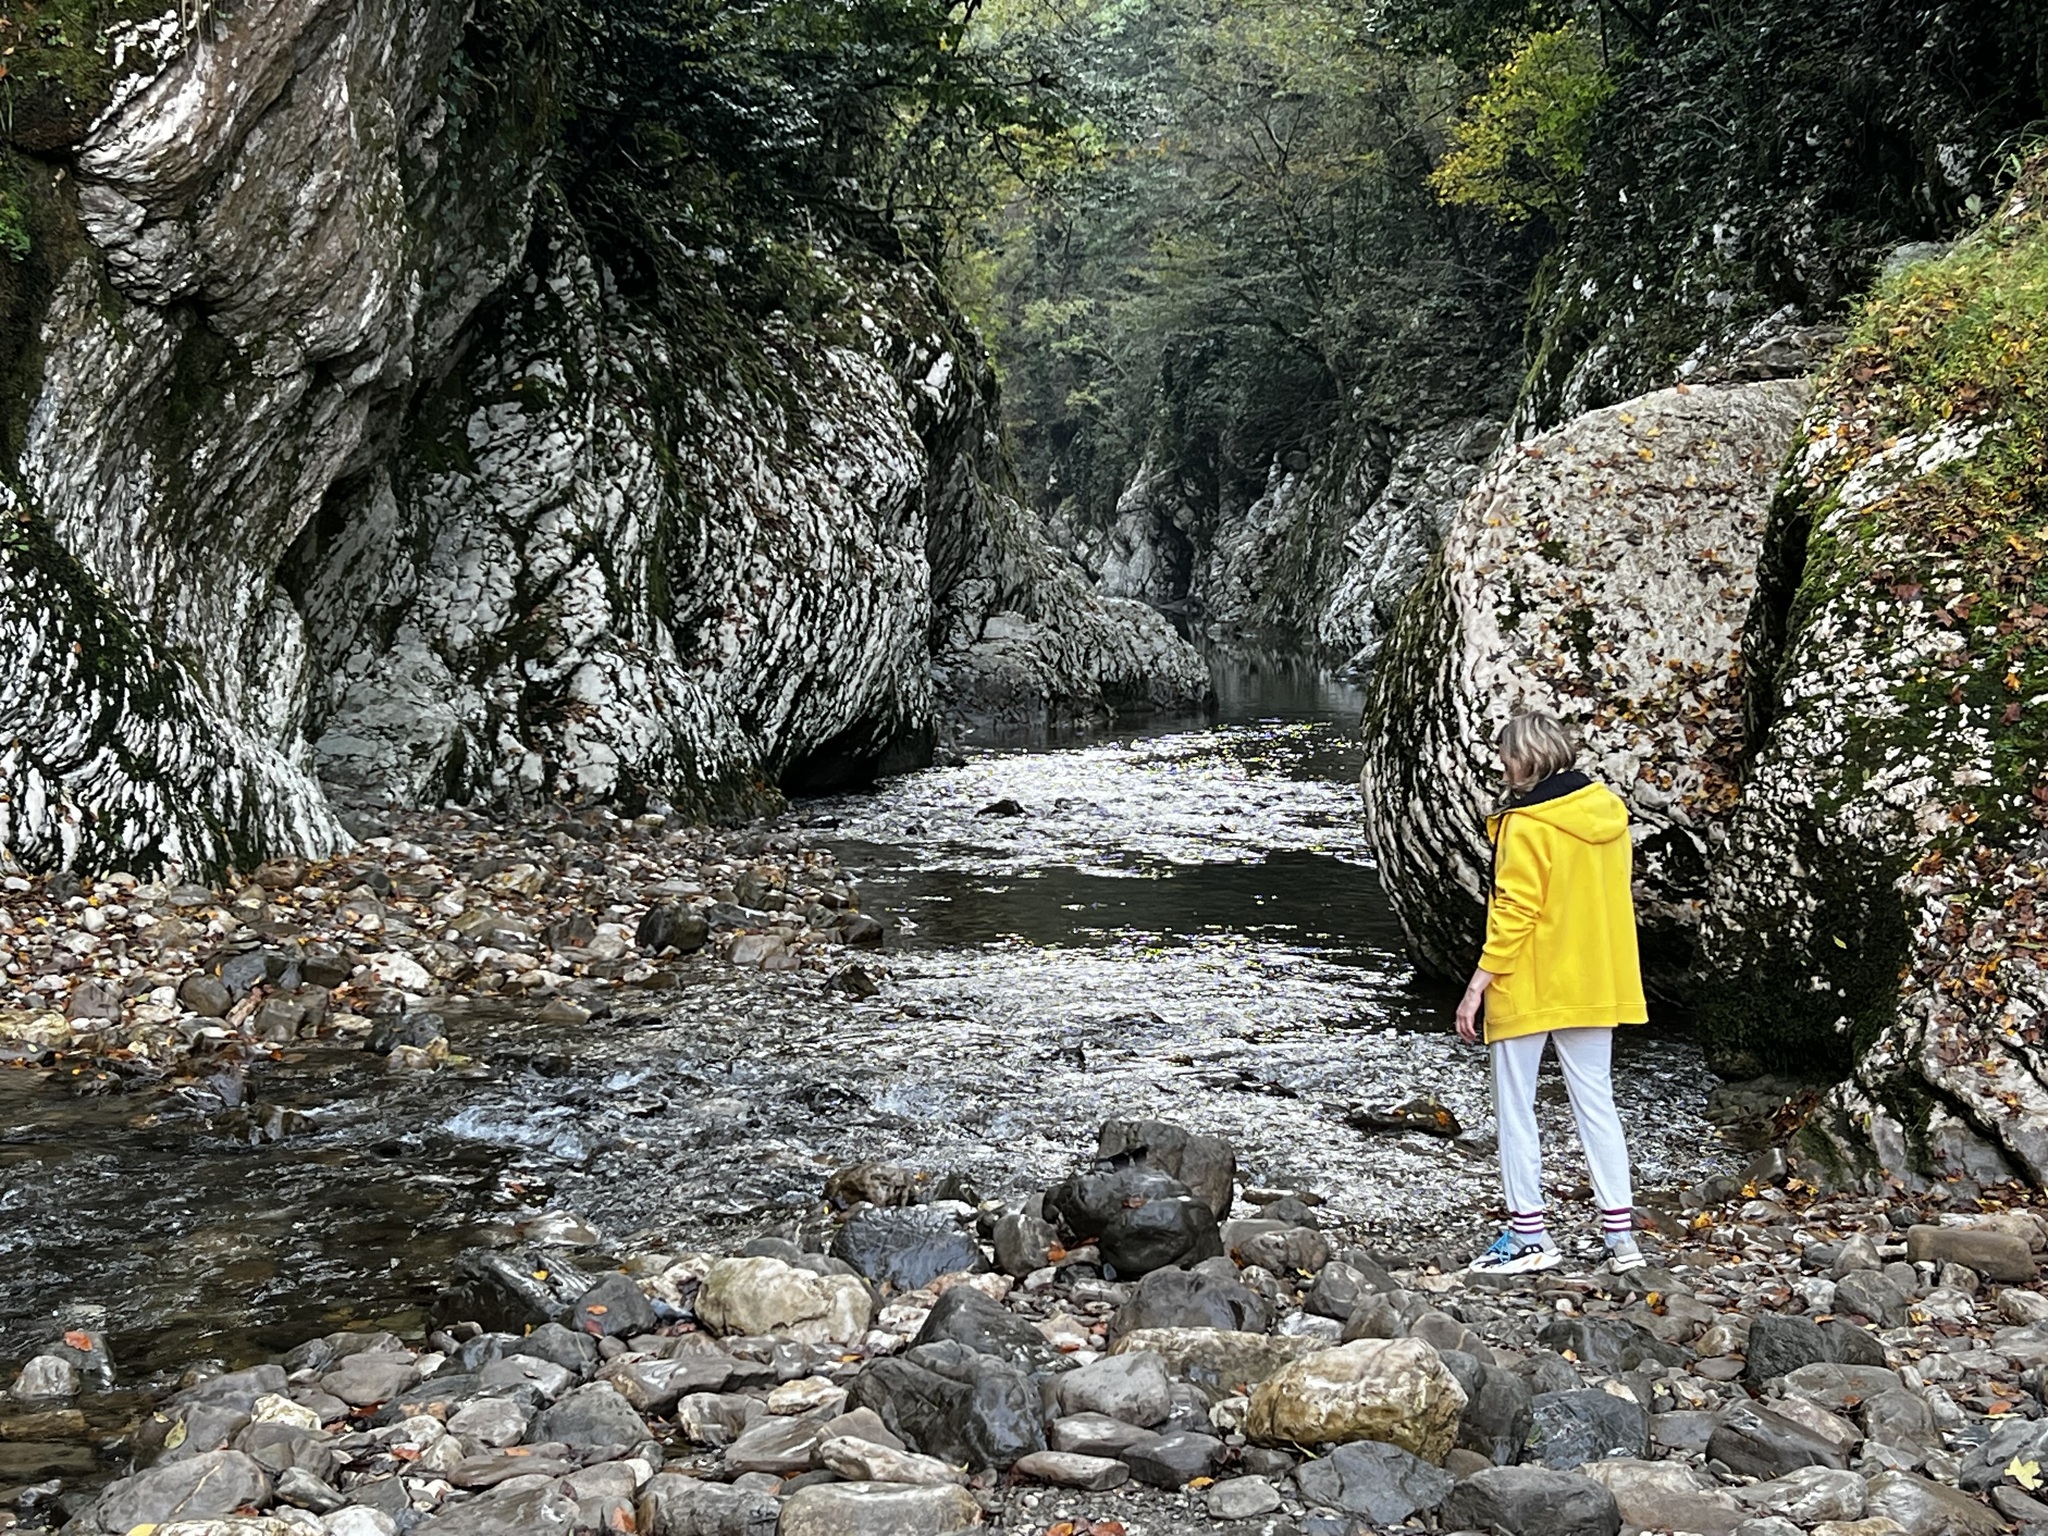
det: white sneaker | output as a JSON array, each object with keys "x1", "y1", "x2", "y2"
[
  {"x1": 1467, "y1": 1231, "x2": 1563, "y2": 1275},
  {"x1": 1606, "y1": 1235, "x2": 1648, "y2": 1274}
]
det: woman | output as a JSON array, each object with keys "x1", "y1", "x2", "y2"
[{"x1": 1454, "y1": 710, "x2": 1649, "y2": 1275}]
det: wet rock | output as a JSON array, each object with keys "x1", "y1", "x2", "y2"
[
  {"x1": 841, "y1": 913, "x2": 887, "y2": 946},
  {"x1": 91, "y1": 1450, "x2": 275, "y2": 1533},
  {"x1": 10, "y1": 1353, "x2": 79, "y2": 1400},
  {"x1": 1739, "y1": 1467, "x2": 1870, "y2": 1523},
  {"x1": 235, "y1": 1422, "x2": 340, "y2": 1481},
  {"x1": 1864, "y1": 1472, "x2": 2003, "y2": 1536},
  {"x1": 1292, "y1": 1439, "x2": 1454, "y2": 1522},
  {"x1": 1246, "y1": 1337, "x2": 1466, "y2": 1462},
  {"x1": 1956, "y1": 1418, "x2": 2048, "y2": 1492},
  {"x1": 275, "y1": 1466, "x2": 348, "y2": 1514},
  {"x1": 818, "y1": 1434, "x2": 968, "y2": 1486},
  {"x1": 527, "y1": 1383, "x2": 654, "y2": 1452},
  {"x1": 1438, "y1": 1349, "x2": 1533, "y2": 1466},
  {"x1": 1835, "y1": 1271, "x2": 1912, "y2": 1328},
  {"x1": 1045, "y1": 1160, "x2": 1223, "y2": 1278},
  {"x1": 1120, "y1": 1428, "x2": 1225, "y2": 1487},
  {"x1": 636, "y1": 905, "x2": 710, "y2": 956},
  {"x1": 826, "y1": 1161, "x2": 923, "y2": 1209},
  {"x1": 1049, "y1": 1413, "x2": 1158, "y2": 1457},
  {"x1": 777, "y1": 1481, "x2": 985, "y2": 1536},
  {"x1": 1581, "y1": 1458, "x2": 1744, "y2": 1535},
  {"x1": 513, "y1": 1321, "x2": 602, "y2": 1374},
  {"x1": 1096, "y1": 1120, "x2": 1237, "y2": 1220},
  {"x1": 413, "y1": 1485, "x2": 579, "y2": 1536},
  {"x1": 724, "y1": 1413, "x2": 824, "y2": 1476},
  {"x1": 1110, "y1": 1328, "x2": 1327, "y2": 1396},
  {"x1": 1108, "y1": 1267, "x2": 1272, "y2": 1344},
  {"x1": 993, "y1": 1211, "x2": 1057, "y2": 1277},
  {"x1": 1209, "y1": 1475, "x2": 1285, "y2": 1519},
  {"x1": 1746, "y1": 1313, "x2": 1833, "y2": 1387},
  {"x1": 1014, "y1": 1449, "x2": 1132, "y2": 1490},
  {"x1": 178, "y1": 973, "x2": 233, "y2": 1017},
  {"x1": 1442, "y1": 1466, "x2": 1623, "y2": 1536},
  {"x1": 480, "y1": 1354, "x2": 577, "y2": 1399},
  {"x1": 447, "y1": 1396, "x2": 530, "y2": 1449},
  {"x1": 1237, "y1": 1226, "x2": 1332, "y2": 1276},
  {"x1": 570, "y1": 1272, "x2": 657, "y2": 1338},
  {"x1": 1768, "y1": 1397, "x2": 1865, "y2": 1460},
  {"x1": 693, "y1": 1257, "x2": 871, "y2": 1345},
  {"x1": 1306, "y1": 1262, "x2": 1386, "y2": 1321},
  {"x1": 1709, "y1": 1403, "x2": 1853, "y2": 1478},
  {"x1": 1778, "y1": 1364, "x2": 1905, "y2": 1414},
  {"x1": 1860, "y1": 1390, "x2": 1937, "y2": 1455},
  {"x1": 634, "y1": 1482, "x2": 778, "y2": 1536},
  {"x1": 847, "y1": 1350, "x2": 1045, "y2": 1469},
  {"x1": 1055, "y1": 1352, "x2": 1172, "y2": 1427},
  {"x1": 911, "y1": 1282, "x2": 1051, "y2": 1368},
  {"x1": 1905, "y1": 1226, "x2": 2035, "y2": 1284},
  {"x1": 830, "y1": 1206, "x2": 989, "y2": 1291},
  {"x1": 1524, "y1": 1388, "x2": 1650, "y2": 1469}
]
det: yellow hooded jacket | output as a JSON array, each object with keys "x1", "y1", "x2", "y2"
[{"x1": 1479, "y1": 774, "x2": 1648, "y2": 1042}]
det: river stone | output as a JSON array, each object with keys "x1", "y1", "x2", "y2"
[
  {"x1": 1835, "y1": 1271, "x2": 1912, "y2": 1329},
  {"x1": 1108, "y1": 1266, "x2": 1270, "y2": 1344},
  {"x1": 636, "y1": 905, "x2": 710, "y2": 956},
  {"x1": 603, "y1": 1353, "x2": 740, "y2": 1412},
  {"x1": 1905, "y1": 1226, "x2": 2036, "y2": 1284},
  {"x1": 1237, "y1": 1226, "x2": 1332, "y2": 1276},
  {"x1": 1307, "y1": 1262, "x2": 1387, "y2": 1321},
  {"x1": 993, "y1": 1211, "x2": 1056, "y2": 1277},
  {"x1": 178, "y1": 972, "x2": 233, "y2": 1017},
  {"x1": 694, "y1": 1256, "x2": 871, "y2": 1345},
  {"x1": 912, "y1": 1282, "x2": 1052, "y2": 1368},
  {"x1": 327, "y1": 1515, "x2": 400, "y2": 1536},
  {"x1": 1013, "y1": 1450, "x2": 1131, "y2": 1490},
  {"x1": 1120, "y1": 1429, "x2": 1224, "y2": 1487},
  {"x1": 513, "y1": 1321, "x2": 601, "y2": 1374},
  {"x1": 831, "y1": 1207, "x2": 989, "y2": 1290},
  {"x1": 1050, "y1": 1412, "x2": 1158, "y2": 1457},
  {"x1": 819, "y1": 1434, "x2": 968, "y2": 1486},
  {"x1": 570, "y1": 1272, "x2": 657, "y2": 1338},
  {"x1": 173, "y1": 1365, "x2": 291, "y2": 1415},
  {"x1": 1524, "y1": 1388, "x2": 1650, "y2": 1469},
  {"x1": 447, "y1": 1396, "x2": 530, "y2": 1449},
  {"x1": 1955, "y1": 1416, "x2": 2048, "y2": 1491},
  {"x1": 724, "y1": 1413, "x2": 824, "y2": 1476},
  {"x1": 319, "y1": 1351, "x2": 420, "y2": 1407},
  {"x1": 1778, "y1": 1364, "x2": 1905, "y2": 1413},
  {"x1": 847, "y1": 1351, "x2": 1045, "y2": 1469},
  {"x1": 526, "y1": 1383, "x2": 651, "y2": 1452},
  {"x1": 1209, "y1": 1476, "x2": 1284, "y2": 1519},
  {"x1": 1768, "y1": 1396, "x2": 1865, "y2": 1459},
  {"x1": 413, "y1": 1485, "x2": 579, "y2": 1536},
  {"x1": 235, "y1": 1423, "x2": 340, "y2": 1481},
  {"x1": 1581, "y1": 1458, "x2": 1744, "y2": 1535},
  {"x1": 1055, "y1": 1351, "x2": 1172, "y2": 1427},
  {"x1": 1096, "y1": 1119, "x2": 1237, "y2": 1220},
  {"x1": 1746, "y1": 1313, "x2": 1832, "y2": 1387},
  {"x1": 275, "y1": 1465, "x2": 347, "y2": 1513},
  {"x1": 480, "y1": 1354, "x2": 577, "y2": 1399},
  {"x1": 1709, "y1": 1403, "x2": 1852, "y2": 1478},
  {"x1": 1866, "y1": 1473, "x2": 2003, "y2": 1536},
  {"x1": 1044, "y1": 1161, "x2": 1223, "y2": 1278},
  {"x1": 1535, "y1": 1317, "x2": 1685, "y2": 1374},
  {"x1": 1443, "y1": 1466, "x2": 1623, "y2": 1536},
  {"x1": 1439, "y1": 1349, "x2": 1534, "y2": 1465},
  {"x1": 1740, "y1": 1467, "x2": 1870, "y2": 1523},
  {"x1": 92, "y1": 1450, "x2": 275, "y2": 1533},
  {"x1": 1246, "y1": 1337, "x2": 1465, "y2": 1462},
  {"x1": 11, "y1": 1353, "x2": 79, "y2": 1399},
  {"x1": 1861, "y1": 1390, "x2": 1937, "y2": 1454},
  {"x1": 1293, "y1": 1438, "x2": 1454, "y2": 1522},
  {"x1": 1111, "y1": 1327, "x2": 1326, "y2": 1396},
  {"x1": 779, "y1": 1481, "x2": 984, "y2": 1535}
]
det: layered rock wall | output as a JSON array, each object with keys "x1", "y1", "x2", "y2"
[{"x1": 0, "y1": 0, "x2": 1203, "y2": 872}]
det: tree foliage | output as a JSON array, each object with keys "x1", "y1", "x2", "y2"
[{"x1": 1428, "y1": 22, "x2": 1611, "y2": 226}]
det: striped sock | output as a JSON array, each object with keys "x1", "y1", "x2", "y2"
[
  {"x1": 1601, "y1": 1207, "x2": 1634, "y2": 1240},
  {"x1": 1510, "y1": 1209, "x2": 1548, "y2": 1247}
]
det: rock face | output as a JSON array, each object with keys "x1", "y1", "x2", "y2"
[
  {"x1": 1359, "y1": 378, "x2": 1812, "y2": 994},
  {"x1": 0, "y1": 0, "x2": 1205, "y2": 875},
  {"x1": 1697, "y1": 158, "x2": 2048, "y2": 1182}
]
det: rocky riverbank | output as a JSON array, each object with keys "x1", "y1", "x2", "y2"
[
  {"x1": 6, "y1": 1116, "x2": 2047, "y2": 1536},
  {"x1": 0, "y1": 798, "x2": 881, "y2": 1084}
]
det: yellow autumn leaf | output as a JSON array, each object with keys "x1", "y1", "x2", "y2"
[
  {"x1": 1188, "y1": 1476, "x2": 1216, "y2": 1489},
  {"x1": 2008, "y1": 1456, "x2": 2042, "y2": 1490},
  {"x1": 163, "y1": 1419, "x2": 187, "y2": 1450}
]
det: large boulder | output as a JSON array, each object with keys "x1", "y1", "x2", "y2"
[
  {"x1": 1359, "y1": 377, "x2": 1812, "y2": 994},
  {"x1": 846, "y1": 1346, "x2": 1046, "y2": 1470},
  {"x1": 1110, "y1": 1328, "x2": 1328, "y2": 1397},
  {"x1": 1697, "y1": 160, "x2": 2048, "y2": 1179},
  {"x1": 1245, "y1": 1337, "x2": 1466, "y2": 1463},
  {"x1": 1442, "y1": 1466, "x2": 1622, "y2": 1536},
  {"x1": 1095, "y1": 1120, "x2": 1237, "y2": 1221},
  {"x1": 830, "y1": 1207, "x2": 989, "y2": 1292},
  {"x1": 1043, "y1": 1160, "x2": 1222, "y2": 1278},
  {"x1": 1107, "y1": 1266, "x2": 1272, "y2": 1345},
  {"x1": 692, "y1": 1257, "x2": 870, "y2": 1345},
  {"x1": 90, "y1": 1451, "x2": 274, "y2": 1533}
]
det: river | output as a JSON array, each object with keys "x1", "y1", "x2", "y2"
[{"x1": 0, "y1": 654, "x2": 1736, "y2": 1414}]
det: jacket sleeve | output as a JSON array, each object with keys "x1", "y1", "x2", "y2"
[{"x1": 1479, "y1": 815, "x2": 1550, "y2": 975}]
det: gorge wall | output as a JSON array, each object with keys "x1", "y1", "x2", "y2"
[{"x1": 0, "y1": 0, "x2": 1205, "y2": 875}]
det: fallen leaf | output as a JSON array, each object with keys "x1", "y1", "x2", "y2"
[
  {"x1": 163, "y1": 1418, "x2": 188, "y2": 1450},
  {"x1": 63, "y1": 1330, "x2": 94, "y2": 1351},
  {"x1": 2009, "y1": 1455, "x2": 2042, "y2": 1490}
]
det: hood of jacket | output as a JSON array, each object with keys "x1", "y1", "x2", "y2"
[{"x1": 1491, "y1": 772, "x2": 1630, "y2": 845}]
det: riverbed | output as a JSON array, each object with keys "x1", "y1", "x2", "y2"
[{"x1": 0, "y1": 655, "x2": 1737, "y2": 1405}]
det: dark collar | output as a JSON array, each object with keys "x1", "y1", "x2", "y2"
[{"x1": 1506, "y1": 769, "x2": 1591, "y2": 809}]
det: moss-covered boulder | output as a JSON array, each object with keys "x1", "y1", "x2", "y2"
[
  {"x1": 1359, "y1": 379, "x2": 1810, "y2": 994},
  {"x1": 1700, "y1": 158, "x2": 2048, "y2": 1182}
]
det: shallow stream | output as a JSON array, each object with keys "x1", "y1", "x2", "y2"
[{"x1": 0, "y1": 655, "x2": 1738, "y2": 1417}]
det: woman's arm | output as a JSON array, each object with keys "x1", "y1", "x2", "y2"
[
  {"x1": 1455, "y1": 969, "x2": 1495, "y2": 1042},
  {"x1": 1478, "y1": 816, "x2": 1550, "y2": 975}
]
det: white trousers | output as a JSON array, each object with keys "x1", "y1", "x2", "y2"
[{"x1": 1491, "y1": 1027, "x2": 1634, "y2": 1241}]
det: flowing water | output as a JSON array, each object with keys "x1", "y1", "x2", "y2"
[{"x1": 0, "y1": 655, "x2": 1738, "y2": 1420}]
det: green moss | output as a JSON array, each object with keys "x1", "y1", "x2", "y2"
[{"x1": 0, "y1": 0, "x2": 177, "y2": 152}]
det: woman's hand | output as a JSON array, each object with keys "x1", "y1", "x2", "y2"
[{"x1": 1455, "y1": 969, "x2": 1496, "y2": 1043}]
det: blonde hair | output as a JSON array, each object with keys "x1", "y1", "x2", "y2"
[{"x1": 1498, "y1": 711, "x2": 1576, "y2": 793}]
